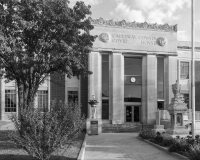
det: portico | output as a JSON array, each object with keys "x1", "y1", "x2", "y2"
[{"x1": 87, "y1": 18, "x2": 178, "y2": 125}]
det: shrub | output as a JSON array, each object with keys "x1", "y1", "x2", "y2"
[
  {"x1": 8, "y1": 101, "x2": 85, "y2": 160},
  {"x1": 168, "y1": 141, "x2": 182, "y2": 152},
  {"x1": 187, "y1": 144, "x2": 200, "y2": 160},
  {"x1": 138, "y1": 130, "x2": 156, "y2": 140},
  {"x1": 168, "y1": 138, "x2": 190, "y2": 155},
  {"x1": 154, "y1": 133, "x2": 163, "y2": 144},
  {"x1": 161, "y1": 134, "x2": 176, "y2": 147}
]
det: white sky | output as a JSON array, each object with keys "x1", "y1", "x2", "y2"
[{"x1": 70, "y1": 0, "x2": 200, "y2": 42}]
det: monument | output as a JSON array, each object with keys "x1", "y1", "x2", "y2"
[
  {"x1": 86, "y1": 95, "x2": 102, "y2": 135},
  {"x1": 166, "y1": 80, "x2": 189, "y2": 135}
]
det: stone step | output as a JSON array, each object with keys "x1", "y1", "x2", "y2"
[
  {"x1": 102, "y1": 124, "x2": 154, "y2": 133},
  {"x1": 0, "y1": 130, "x2": 10, "y2": 141}
]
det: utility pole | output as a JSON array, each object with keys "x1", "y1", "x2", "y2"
[{"x1": 191, "y1": 0, "x2": 196, "y2": 139}]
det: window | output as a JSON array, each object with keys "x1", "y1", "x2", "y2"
[
  {"x1": 38, "y1": 90, "x2": 48, "y2": 111},
  {"x1": 180, "y1": 62, "x2": 189, "y2": 79},
  {"x1": 157, "y1": 57, "x2": 164, "y2": 99},
  {"x1": 5, "y1": 90, "x2": 16, "y2": 112},
  {"x1": 68, "y1": 91, "x2": 78, "y2": 103},
  {"x1": 102, "y1": 54, "x2": 109, "y2": 119},
  {"x1": 102, "y1": 55, "x2": 109, "y2": 97},
  {"x1": 124, "y1": 58, "x2": 142, "y2": 102}
]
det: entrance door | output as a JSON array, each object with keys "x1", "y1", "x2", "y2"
[
  {"x1": 134, "y1": 106, "x2": 140, "y2": 122},
  {"x1": 126, "y1": 106, "x2": 140, "y2": 122},
  {"x1": 126, "y1": 106, "x2": 132, "y2": 122}
]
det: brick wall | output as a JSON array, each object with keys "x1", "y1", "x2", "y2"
[
  {"x1": 80, "y1": 75, "x2": 88, "y2": 118},
  {"x1": 50, "y1": 73, "x2": 65, "y2": 102},
  {"x1": 195, "y1": 61, "x2": 200, "y2": 111}
]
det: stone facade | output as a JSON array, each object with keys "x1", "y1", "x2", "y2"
[{"x1": 1, "y1": 18, "x2": 200, "y2": 125}]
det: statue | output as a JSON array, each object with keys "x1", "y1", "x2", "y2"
[
  {"x1": 172, "y1": 80, "x2": 181, "y2": 97},
  {"x1": 88, "y1": 95, "x2": 98, "y2": 119}
]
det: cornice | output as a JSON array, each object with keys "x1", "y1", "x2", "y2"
[{"x1": 89, "y1": 17, "x2": 177, "y2": 32}]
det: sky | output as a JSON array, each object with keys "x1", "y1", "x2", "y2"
[{"x1": 69, "y1": 0, "x2": 200, "y2": 42}]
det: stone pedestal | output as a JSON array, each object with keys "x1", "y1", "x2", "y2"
[
  {"x1": 86, "y1": 119, "x2": 102, "y2": 135},
  {"x1": 152, "y1": 125, "x2": 166, "y2": 134},
  {"x1": 152, "y1": 110, "x2": 165, "y2": 134},
  {"x1": 166, "y1": 126, "x2": 189, "y2": 135}
]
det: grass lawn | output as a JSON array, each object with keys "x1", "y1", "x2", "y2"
[{"x1": 0, "y1": 131, "x2": 85, "y2": 160}]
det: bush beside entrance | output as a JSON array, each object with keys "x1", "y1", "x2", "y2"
[
  {"x1": 139, "y1": 130, "x2": 200, "y2": 160},
  {"x1": 8, "y1": 101, "x2": 85, "y2": 160}
]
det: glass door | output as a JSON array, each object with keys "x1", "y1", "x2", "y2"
[
  {"x1": 125, "y1": 106, "x2": 140, "y2": 122},
  {"x1": 134, "y1": 106, "x2": 140, "y2": 122},
  {"x1": 126, "y1": 106, "x2": 132, "y2": 122}
]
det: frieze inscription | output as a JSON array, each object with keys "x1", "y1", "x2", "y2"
[{"x1": 100, "y1": 33, "x2": 164, "y2": 46}]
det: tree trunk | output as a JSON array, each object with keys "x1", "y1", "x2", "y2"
[{"x1": 18, "y1": 83, "x2": 37, "y2": 117}]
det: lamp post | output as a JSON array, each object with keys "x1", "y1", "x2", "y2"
[{"x1": 191, "y1": 0, "x2": 196, "y2": 139}]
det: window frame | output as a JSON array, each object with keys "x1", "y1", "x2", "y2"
[
  {"x1": 37, "y1": 90, "x2": 48, "y2": 111},
  {"x1": 68, "y1": 90, "x2": 78, "y2": 103},
  {"x1": 5, "y1": 89, "x2": 17, "y2": 112},
  {"x1": 180, "y1": 61, "x2": 189, "y2": 80}
]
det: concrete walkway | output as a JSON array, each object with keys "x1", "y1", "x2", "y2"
[
  {"x1": 84, "y1": 133, "x2": 183, "y2": 160},
  {"x1": 0, "y1": 121, "x2": 14, "y2": 130}
]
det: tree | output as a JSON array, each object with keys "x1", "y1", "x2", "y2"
[{"x1": 0, "y1": 0, "x2": 95, "y2": 110}]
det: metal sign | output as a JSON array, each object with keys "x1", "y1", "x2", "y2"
[{"x1": 90, "y1": 120, "x2": 98, "y2": 135}]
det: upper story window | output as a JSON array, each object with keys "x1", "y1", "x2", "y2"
[
  {"x1": 180, "y1": 62, "x2": 189, "y2": 80},
  {"x1": 102, "y1": 54, "x2": 109, "y2": 98},
  {"x1": 5, "y1": 90, "x2": 16, "y2": 112}
]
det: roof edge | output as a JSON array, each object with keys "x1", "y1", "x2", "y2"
[{"x1": 89, "y1": 17, "x2": 177, "y2": 32}]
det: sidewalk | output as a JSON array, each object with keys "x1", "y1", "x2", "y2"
[
  {"x1": 0, "y1": 121, "x2": 14, "y2": 130},
  {"x1": 84, "y1": 133, "x2": 184, "y2": 160}
]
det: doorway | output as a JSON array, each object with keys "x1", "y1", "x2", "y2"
[{"x1": 125, "y1": 106, "x2": 140, "y2": 122}]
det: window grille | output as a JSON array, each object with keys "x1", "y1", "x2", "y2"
[
  {"x1": 5, "y1": 90, "x2": 16, "y2": 112},
  {"x1": 38, "y1": 90, "x2": 48, "y2": 111},
  {"x1": 68, "y1": 91, "x2": 78, "y2": 103}
]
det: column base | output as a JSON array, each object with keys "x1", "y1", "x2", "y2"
[
  {"x1": 152, "y1": 125, "x2": 166, "y2": 134},
  {"x1": 86, "y1": 119, "x2": 102, "y2": 135},
  {"x1": 166, "y1": 126, "x2": 189, "y2": 135},
  {"x1": 112, "y1": 120, "x2": 123, "y2": 124}
]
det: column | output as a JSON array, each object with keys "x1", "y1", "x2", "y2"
[
  {"x1": 88, "y1": 51, "x2": 102, "y2": 119},
  {"x1": 111, "y1": 53, "x2": 124, "y2": 124},
  {"x1": 164, "y1": 56, "x2": 177, "y2": 109},
  {"x1": 142, "y1": 55, "x2": 157, "y2": 124}
]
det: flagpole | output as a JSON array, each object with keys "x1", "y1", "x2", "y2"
[{"x1": 191, "y1": 0, "x2": 195, "y2": 139}]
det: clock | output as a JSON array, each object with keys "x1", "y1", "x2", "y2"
[{"x1": 130, "y1": 77, "x2": 136, "y2": 83}]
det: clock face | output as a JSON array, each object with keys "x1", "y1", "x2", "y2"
[{"x1": 130, "y1": 77, "x2": 136, "y2": 83}]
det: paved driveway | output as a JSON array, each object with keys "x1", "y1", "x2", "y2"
[{"x1": 84, "y1": 133, "x2": 184, "y2": 160}]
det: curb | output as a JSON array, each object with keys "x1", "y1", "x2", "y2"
[
  {"x1": 137, "y1": 137, "x2": 189, "y2": 160},
  {"x1": 77, "y1": 133, "x2": 87, "y2": 160}
]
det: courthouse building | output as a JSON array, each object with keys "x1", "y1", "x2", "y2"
[{"x1": 1, "y1": 18, "x2": 200, "y2": 125}]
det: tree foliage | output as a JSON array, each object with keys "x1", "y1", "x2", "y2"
[{"x1": 0, "y1": 0, "x2": 95, "y2": 108}]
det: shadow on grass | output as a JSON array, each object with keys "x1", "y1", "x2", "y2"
[
  {"x1": 0, "y1": 141, "x2": 17, "y2": 149},
  {"x1": 0, "y1": 155, "x2": 76, "y2": 160}
]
